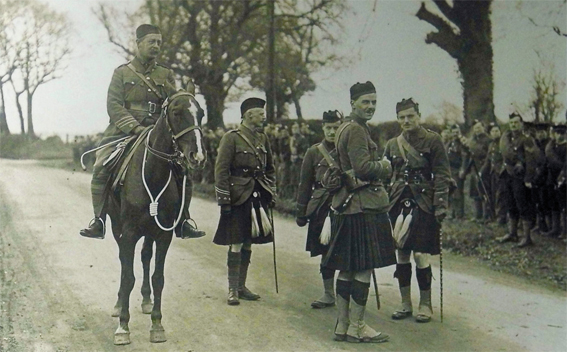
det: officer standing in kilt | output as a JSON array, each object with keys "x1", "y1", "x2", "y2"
[
  {"x1": 324, "y1": 81, "x2": 394, "y2": 343},
  {"x1": 383, "y1": 98, "x2": 450, "y2": 323},
  {"x1": 80, "y1": 24, "x2": 204, "y2": 240},
  {"x1": 497, "y1": 113, "x2": 541, "y2": 247},
  {"x1": 295, "y1": 110, "x2": 342, "y2": 309},
  {"x1": 213, "y1": 97, "x2": 277, "y2": 306}
]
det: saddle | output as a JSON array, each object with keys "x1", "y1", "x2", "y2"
[{"x1": 104, "y1": 127, "x2": 153, "y2": 192}]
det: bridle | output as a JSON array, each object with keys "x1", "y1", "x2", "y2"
[
  {"x1": 141, "y1": 91, "x2": 204, "y2": 231},
  {"x1": 144, "y1": 91, "x2": 204, "y2": 169}
]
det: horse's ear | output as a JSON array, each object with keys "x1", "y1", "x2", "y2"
[{"x1": 186, "y1": 80, "x2": 195, "y2": 95}]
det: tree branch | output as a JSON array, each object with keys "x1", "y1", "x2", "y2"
[{"x1": 416, "y1": 2, "x2": 462, "y2": 59}]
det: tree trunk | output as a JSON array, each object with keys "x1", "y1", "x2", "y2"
[
  {"x1": 14, "y1": 92, "x2": 25, "y2": 135},
  {"x1": 292, "y1": 93, "x2": 303, "y2": 121},
  {"x1": 458, "y1": 49, "x2": 495, "y2": 129},
  {"x1": 26, "y1": 91, "x2": 35, "y2": 139},
  {"x1": 0, "y1": 84, "x2": 10, "y2": 135},
  {"x1": 202, "y1": 81, "x2": 226, "y2": 130}
]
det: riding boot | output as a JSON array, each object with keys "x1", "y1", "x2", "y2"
[
  {"x1": 238, "y1": 249, "x2": 260, "y2": 300},
  {"x1": 80, "y1": 215, "x2": 106, "y2": 239},
  {"x1": 334, "y1": 279, "x2": 351, "y2": 341},
  {"x1": 416, "y1": 266, "x2": 433, "y2": 323},
  {"x1": 517, "y1": 219, "x2": 534, "y2": 248},
  {"x1": 176, "y1": 218, "x2": 206, "y2": 239},
  {"x1": 312, "y1": 267, "x2": 335, "y2": 308},
  {"x1": 346, "y1": 280, "x2": 389, "y2": 343},
  {"x1": 498, "y1": 217, "x2": 519, "y2": 243},
  {"x1": 542, "y1": 211, "x2": 561, "y2": 238},
  {"x1": 227, "y1": 250, "x2": 240, "y2": 305},
  {"x1": 392, "y1": 263, "x2": 412, "y2": 320}
]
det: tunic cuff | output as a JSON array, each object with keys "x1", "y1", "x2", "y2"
[{"x1": 215, "y1": 186, "x2": 231, "y2": 205}]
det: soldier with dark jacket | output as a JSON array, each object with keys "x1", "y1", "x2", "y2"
[
  {"x1": 80, "y1": 24, "x2": 203, "y2": 240},
  {"x1": 459, "y1": 121, "x2": 491, "y2": 221},
  {"x1": 445, "y1": 124, "x2": 465, "y2": 219},
  {"x1": 383, "y1": 98, "x2": 450, "y2": 323},
  {"x1": 531, "y1": 123, "x2": 552, "y2": 233},
  {"x1": 324, "y1": 81, "x2": 394, "y2": 343},
  {"x1": 213, "y1": 97, "x2": 277, "y2": 306},
  {"x1": 295, "y1": 110, "x2": 342, "y2": 309},
  {"x1": 480, "y1": 123, "x2": 507, "y2": 224},
  {"x1": 497, "y1": 113, "x2": 542, "y2": 247},
  {"x1": 542, "y1": 124, "x2": 567, "y2": 238}
]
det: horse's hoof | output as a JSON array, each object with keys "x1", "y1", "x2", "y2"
[
  {"x1": 111, "y1": 306, "x2": 121, "y2": 317},
  {"x1": 114, "y1": 332, "x2": 131, "y2": 345},
  {"x1": 150, "y1": 328, "x2": 167, "y2": 343},
  {"x1": 141, "y1": 301, "x2": 153, "y2": 314}
]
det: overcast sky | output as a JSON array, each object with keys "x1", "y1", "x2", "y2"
[{"x1": 3, "y1": 0, "x2": 566, "y2": 138}]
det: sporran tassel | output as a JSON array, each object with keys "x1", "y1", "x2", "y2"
[
  {"x1": 251, "y1": 206, "x2": 259, "y2": 238},
  {"x1": 319, "y1": 215, "x2": 332, "y2": 245},
  {"x1": 393, "y1": 212, "x2": 404, "y2": 240},
  {"x1": 259, "y1": 205, "x2": 273, "y2": 237},
  {"x1": 397, "y1": 210, "x2": 413, "y2": 248}
]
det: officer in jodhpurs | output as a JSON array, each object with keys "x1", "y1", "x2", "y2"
[{"x1": 80, "y1": 24, "x2": 204, "y2": 240}]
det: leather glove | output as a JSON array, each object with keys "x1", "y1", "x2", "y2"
[
  {"x1": 132, "y1": 126, "x2": 145, "y2": 135},
  {"x1": 435, "y1": 212, "x2": 447, "y2": 224},
  {"x1": 295, "y1": 217, "x2": 308, "y2": 227},
  {"x1": 269, "y1": 198, "x2": 276, "y2": 209},
  {"x1": 513, "y1": 163, "x2": 524, "y2": 176},
  {"x1": 221, "y1": 205, "x2": 232, "y2": 214}
]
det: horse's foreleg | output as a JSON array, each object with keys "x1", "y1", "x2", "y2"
[
  {"x1": 114, "y1": 240, "x2": 136, "y2": 346},
  {"x1": 148, "y1": 237, "x2": 171, "y2": 343},
  {"x1": 141, "y1": 237, "x2": 154, "y2": 314}
]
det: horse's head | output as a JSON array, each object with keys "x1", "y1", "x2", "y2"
[{"x1": 162, "y1": 90, "x2": 207, "y2": 169}]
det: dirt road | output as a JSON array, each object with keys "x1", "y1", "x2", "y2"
[{"x1": 0, "y1": 159, "x2": 565, "y2": 352}]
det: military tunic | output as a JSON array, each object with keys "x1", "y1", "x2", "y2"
[
  {"x1": 545, "y1": 139, "x2": 567, "y2": 211},
  {"x1": 91, "y1": 57, "x2": 178, "y2": 217},
  {"x1": 295, "y1": 140, "x2": 336, "y2": 257},
  {"x1": 383, "y1": 127, "x2": 451, "y2": 255},
  {"x1": 213, "y1": 124, "x2": 276, "y2": 245},
  {"x1": 461, "y1": 133, "x2": 491, "y2": 199},
  {"x1": 480, "y1": 138, "x2": 508, "y2": 222},
  {"x1": 323, "y1": 116, "x2": 396, "y2": 271},
  {"x1": 499, "y1": 130, "x2": 541, "y2": 221},
  {"x1": 445, "y1": 137, "x2": 465, "y2": 218}
]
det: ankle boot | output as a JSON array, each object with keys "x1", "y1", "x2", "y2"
[
  {"x1": 416, "y1": 266, "x2": 432, "y2": 323},
  {"x1": 346, "y1": 280, "x2": 389, "y2": 343},
  {"x1": 80, "y1": 216, "x2": 105, "y2": 239},
  {"x1": 542, "y1": 211, "x2": 560, "y2": 237},
  {"x1": 227, "y1": 251, "x2": 240, "y2": 305},
  {"x1": 312, "y1": 278, "x2": 335, "y2": 308},
  {"x1": 176, "y1": 218, "x2": 206, "y2": 239},
  {"x1": 498, "y1": 217, "x2": 518, "y2": 243},
  {"x1": 334, "y1": 280, "x2": 351, "y2": 341},
  {"x1": 238, "y1": 249, "x2": 260, "y2": 300},
  {"x1": 392, "y1": 263, "x2": 412, "y2": 320},
  {"x1": 517, "y1": 219, "x2": 534, "y2": 248}
]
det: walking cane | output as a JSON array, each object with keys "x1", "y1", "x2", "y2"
[
  {"x1": 440, "y1": 227, "x2": 444, "y2": 323},
  {"x1": 269, "y1": 208, "x2": 279, "y2": 293},
  {"x1": 371, "y1": 270, "x2": 380, "y2": 310}
]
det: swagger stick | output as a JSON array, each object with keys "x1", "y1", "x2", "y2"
[
  {"x1": 371, "y1": 270, "x2": 380, "y2": 310},
  {"x1": 269, "y1": 208, "x2": 279, "y2": 293}
]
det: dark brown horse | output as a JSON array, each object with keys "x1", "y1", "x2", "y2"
[{"x1": 106, "y1": 90, "x2": 206, "y2": 345}]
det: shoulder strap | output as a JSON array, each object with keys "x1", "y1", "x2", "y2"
[
  {"x1": 396, "y1": 136, "x2": 407, "y2": 162},
  {"x1": 126, "y1": 63, "x2": 163, "y2": 99},
  {"x1": 334, "y1": 121, "x2": 353, "y2": 171},
  {"x1": 316, "y1": 143, "x2": 337, "y2": 168},
  {"x1": 397, "y1": 134, "x2": 425, "y2": 161}
]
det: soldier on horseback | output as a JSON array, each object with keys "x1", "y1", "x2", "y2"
[{"x1": 80, "y1": 24, "x2": 204, "y2": 240}]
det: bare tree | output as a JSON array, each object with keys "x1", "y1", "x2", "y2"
[
  {"x1": 9, "y1": 0, "x2": 72, "y2": 138},
  {"x1": 417, "y1": 0, "x2": 496, "y2": 129},
  {"x1": 0, "y1": 0, "x2": 28, "y2": 135},
  {"x1": 529, "y1": 53, "x2": 564, "y2": 122},
  {"x1": 516, "y1": 0, "x2": 567, "y2": 38}
]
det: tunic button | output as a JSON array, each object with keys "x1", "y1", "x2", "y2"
[
  {"x1": 244, "y1": 151, "x2": 247, "y2": 153},
  {"x1": 146, "y1": 77, "x2": 150, "y2": 80},
  {"x1": 439, "y1": 198, "x2": 443, "y2": 201},
  {"x1": 405, "y1": 182, "x2": 409, "y2": 185},
  {"x1": 147, "y1": 89, "x2": 151, "y2": 92},
  {"x1": 256, "y1": 166, "x2": 260, "y2": 169},
  {"x1": 422, "y1": 189, "x2": 425, "y2": 192},
  {"x1": 230, "y1": 183, "x2": 234, "y2": 186},
  {"x1": 420, "y1": 153, "x2": 423, "y2": 156},
  {"x1": 129, "y1": 123, "x2": 133, "y2": 127},
  {"x1": 514, "y1": 147, "x2": 517, "y2": 151}
]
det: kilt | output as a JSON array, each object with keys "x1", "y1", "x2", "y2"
[
  {"x1": 389, "y1": 193, "x2": 441, "y2": 255},
  {"x1": 306, "y1": 198, "x2": 332, "y2": 257},
  {"x1": 322, "y1": 211, "x2": 396, "y2": 272},
  {"x1": 213, "y1": 185, "x2": 273, "y2": 246}
]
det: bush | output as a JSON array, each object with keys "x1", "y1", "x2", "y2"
[{"x1": 0, "y1": 134, "x2": 72, "y2": 160}]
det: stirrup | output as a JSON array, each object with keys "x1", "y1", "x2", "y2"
[
  {"x1": 79, "y1": 217, "x2": 105, "y2": 239},
  {"x1": 177, "y1": 218, "x2": 206, "y2": 239}
]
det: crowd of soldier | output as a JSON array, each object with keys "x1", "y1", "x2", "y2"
[{"x1": 441, "y1": 117, "x2": 567, "y2": 246}]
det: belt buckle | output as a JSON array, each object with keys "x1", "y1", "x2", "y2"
[{"x1": 148, "y1": 102, "x2": 157, "y2": 114}]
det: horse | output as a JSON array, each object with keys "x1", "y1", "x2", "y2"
[{"x1": 106, "y1": 88, "x2": 206, "y2": 345}]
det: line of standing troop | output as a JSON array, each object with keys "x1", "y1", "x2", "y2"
[{"x1": 214, "y1": 80, "x2": 451, "y2": 344}]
